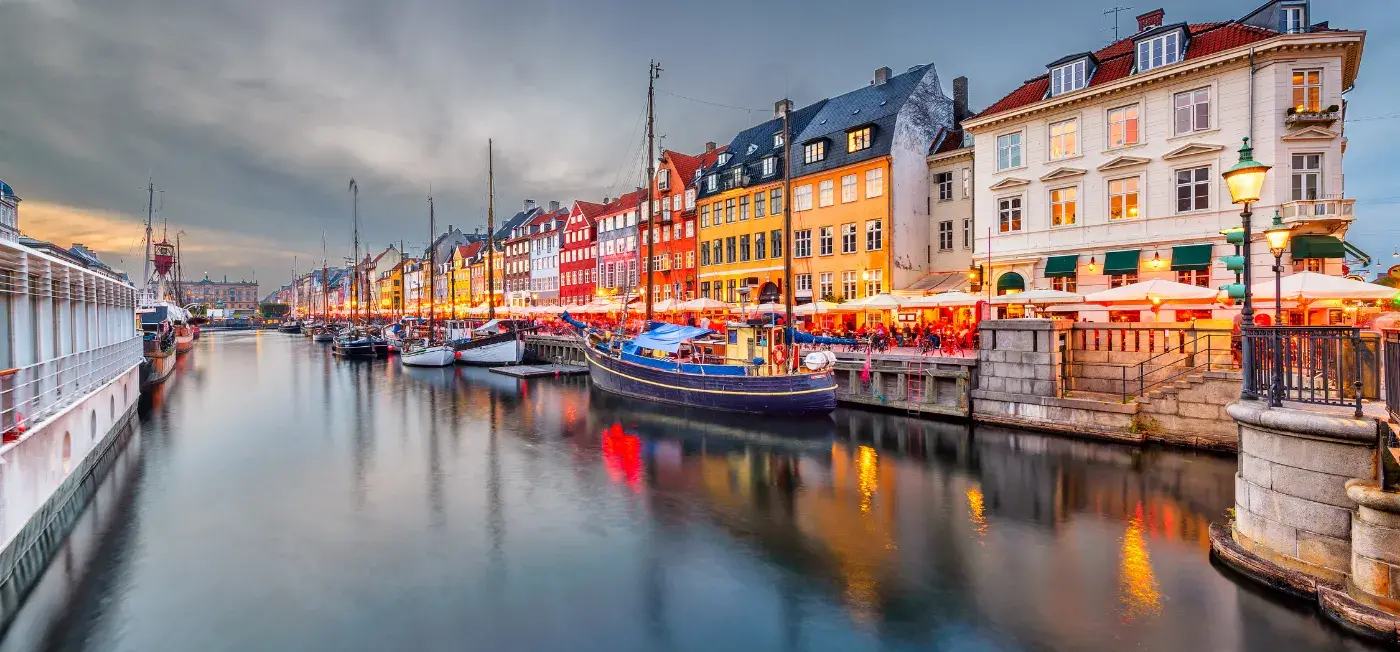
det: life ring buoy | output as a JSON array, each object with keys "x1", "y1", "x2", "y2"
[{"x1": 771, "y1": 344, "x2": 786, "y2": 368}]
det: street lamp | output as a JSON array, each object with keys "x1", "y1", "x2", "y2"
[
  {"x1": 1263, "y1": 210, "x2": 1293, "y2": 408},
  {"x1": 1222, "y1": 137, "x2": 1272, "y2": 399}
]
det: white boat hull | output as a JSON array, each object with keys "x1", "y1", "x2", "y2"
[
  {"x1": 454, "y1": 338, "x2": 523, "y2": 366},
  {"x1": 401, "y1": 345, "x2": 455, "y2": 367}
]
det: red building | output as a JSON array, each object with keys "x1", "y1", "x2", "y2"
[
  {"x1": 560, "y1": 200, "x2": 606, "y2": 305},
  {"x1": 643, "y1": 145, "x2": 724, "y2": 302}
]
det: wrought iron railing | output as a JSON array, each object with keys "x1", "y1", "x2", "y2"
[
  {"x1": 0, "y1": 337, "x2": 143, "y2": 440},
  {"x1": 1244, "y1": 326, "x2": 1374, "y2": 417}
]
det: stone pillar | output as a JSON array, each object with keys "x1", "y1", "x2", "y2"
[
  {"x1": 1346, "y1": 479, "x2": 1400, "y2": 613},
  {"x1": 974, "y1": 318, "x2": 1071, "y2": 398}
]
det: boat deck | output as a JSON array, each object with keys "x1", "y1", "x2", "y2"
[{"x1": 489, "y1": 364, "x2": 589, "y2": 378}]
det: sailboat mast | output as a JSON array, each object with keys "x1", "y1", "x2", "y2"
[
  {"x1": 644, "y1": 60, "x2": 660, "y2": 323},
  {"x1": 322, "y1": 232, "x2": 329, "y2": 324},
  {"x1": 428, "y1": 195, "x2": 436, "y2": 336},
  {"x1": 142, "y1": 179, "x2": 154, "y2": 294},
  {"x1": 349, "y1": 178, "x2": 360, "y2": 323},
  {"x1": 487, "y1": 139, "x2": 496, "y2": 321},
  {"x1": 782, "y1": 99, "x2": 795, "y2": 362}
]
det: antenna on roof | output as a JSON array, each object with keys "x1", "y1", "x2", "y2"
[{"x1": 1104, "y1": 6, "x2": 1133, "y2": 41}]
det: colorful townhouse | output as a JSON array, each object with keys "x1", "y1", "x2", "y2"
[
  {"x1": 528, "y1": 204, "x2": 568, "y2": 306},
  {"x1": 468, "y1": 244, "x2": 505, "y2": 308},
  {"x1": 595, "y1": 189, "x2": 646, "y2": 300},
  {"x1": 697, "y1": 100, "x2": 825, "y2": 304},
  {"x1": 643, "y1": 146, "x2": 724, "y2": 302},
  {"x1": 561, "y1": 200, "x2": 606, "y2": 305},
  {"x1": 784, "y1": 64, "x2": 955, "y2": 310},
  {"x1": 375, "y1": 258, "x2": 407, "y2": 317},
  {"x1": 449, "y1": 240, "x2": 485, "y2": 316},
  {"x1": 961, "y1": 2, "x2": 1365, "y2": 322}
]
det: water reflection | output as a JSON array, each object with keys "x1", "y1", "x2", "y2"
[{"x1": 1, "y1": 333, "x2": 1386, "y2": 652}]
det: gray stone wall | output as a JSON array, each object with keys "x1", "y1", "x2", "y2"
[{"x1": 1345, "y1": 478, "x2": 1400, "y2": 612}]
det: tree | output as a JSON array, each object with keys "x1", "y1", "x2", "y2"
[{"x1": 261, "y1": 303, "x2": 290, "y2": 319}]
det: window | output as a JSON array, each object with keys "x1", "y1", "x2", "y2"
[
  {"x1": 1173, "y1": 88, "x2": 1211, "y2": 135},
  {"x1": 996, "y1": 132, "x2": 1022, "y2": 170},
  {"x1": 794, "y1": 229, "x2": 812, "y2": 258},
  {"x1": 739, "y1": 234, "x2": 751, "y2": 262},
  {"x1": 841, "y1": 223, "x2": 857, "y2": 254},
  {"x1": 804, "y1": 141, "x2": 826, "y2": 164},
  {"x1": 818, "y1": 179, "x2": 834, "y2": 207},
  {"x1": 1291, "y1": 153, "x2": 1322, "y2": 201},
  {"x1": 1136, "y1": 31, "x2": 1181, "y2": 72},
  {"x1": 725, "y1": 237, "x2": 736, "y2": 263},
  {"x1": 762, "y1": 156, "x2": 776, "y2": 177},
  {"x1": 933, "y1": 172, "x2": 954, "y2": 201},
  {"x1": 997, "y1": 197, "x2": 1023, "y2": 233},
  {"x1": 865, "y1": 169, "x2": 883, "y2": 198},
  {"x1": 739, "y1": 195, "x2": 749, "y2": 221},
  {"x1": 1048, "y1": 119, "x2": 1078, "y2": 159},
  {"x1": 1050, "y1": 59, "x2": 1086, "y2": 96},
  {"x1": 1176, "y1": 270, "x2": 1210, "y2": 287},
  {"x1": 1282, "y1": 4, "x2": 1305, "y2": 33},
  {"x1": 754, "y1": 192, "x2": 765, "y2": 218},
  {"x1": 961, "y1": 168, "x2": 971, "y2": 199},
  {"x1": 770, "y1": 188, "x2": 783, "y2": 213},
  {"x1": 770, "y1": 230, "x2": 782, "y2": 259},
  {"x1": 700, "y1": 242, "x2": 711, "y2": 266},
  {"x1": 866, "y1": 269, "x2": 883, "y2": 296},
  {"x1": 701, "y1": 281, "x2": 711, "y2": 298},
  {"x1": 726, "y1": 279, "x2": 736, "y2": 302},
  {"x1": 724, "y1": 199, "x2": 735, "y2": 223},
  {"x1": 755, "y1": 232, "x2": 766, "y2": 259},
  {"x1": 685, "y1": 221, "x2": 694, "y2": 238},
  {"x1": 847, "y1": 127, "x2": 871, "y2": 152},
  {"x1": 938, "y1": 221, "x2": 953, "y2": 250},
  {"x1": 1110, "y1": 271, "x2": 1139, "y2": 288},
  {"x1": 794, "y1": 184, "x2": 813, "y2": 211},
  {"x1": 1107, "y1": 105, "x2": 1140, "y2": 148},
  {"x1": 1292, "y1": 69, "x2": 1322, "y2": 113},
  {"x1": 711, "y1": 240, "x2": 722, "y2": 266},
  {"x1": 672, "y1": 195, "x2": 682, "y2": 211},
  {"x1": 819, "y1": 226, "x2": 833, "y2": 256},
  {"x1": 865, "y1": 220, "x2": 883, "y2": 251},
  {"x1": 962, "y1": 218, "x2": 972, "y2": 249},
  {"x1": 700, "y1": 205, "x2": 710, "y2": 227},
  {"x1": 1298, "y1": 257, "x2": 1324, "y2": 273},
  {"x1": 773, "y1": 133, "x2": 784, "y2": 148},
  {"x1": 685, "y1": 188, "x2": 696, "y2": 210},
  {"x1": 657, "y1": 171, "x2": 669, "y2": 191},
  {"x1": 706, "y1": 175, "x2": 717, "y2": 192},
  {"x1": 841, "y1": 271, "x2": 857, "y2": 300},
  {"x1": 839, "y1": 174, "x2": 858, "y2": 203},
  {"x1": 796, "y1": 273, "x2": 812, "y2": 293},
  {"x1": 1050, "y1": 276, "x2": 1077, "y2": 292},
  {"x1": 718, "y1": 152, "x2": 731, "y2": 166},
  {"x1": 1175, "y1": 166, "x2": 1211, "y2": 213},
  {"x1": 1049, "y1": 187, "x2": 1077, "y2": 226},
  {"x1": 1108, "y1": 177, "x2": 1140, "y2": 220}
]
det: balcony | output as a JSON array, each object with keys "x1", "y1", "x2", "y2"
[
  {"x1": 1284, "y1": 106, "x2": 1340, "y2": 129},
  {"x1": 1280, "y1": 196, "x2": 1354, "y2": 231}
]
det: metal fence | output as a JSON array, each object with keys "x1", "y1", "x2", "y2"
[
  {"x1": 1244, "y1": 326, "x2": 1376, "y2": 418},
  {"x1": 1385, "y1": 330, "x2": 1400, "y2": 424},
  {"x1": 0, "y1": 337, "x2": 143, "y2": 438}
]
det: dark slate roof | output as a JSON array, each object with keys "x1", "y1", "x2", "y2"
[
  {"x1": 492, "y1": 207, "x2": 541, "y2": 243},
  {"x1": 789, "y1": 63, "x2": 943, "y2": 178},
  {"x1": 697, "y1": 100, "x2": 827, "y2": 200}
]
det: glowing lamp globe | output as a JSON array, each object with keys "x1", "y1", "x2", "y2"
[
  {"x1": 1262, "y1": 210, "x2": 1293, "y2": 257},
  {"x1": 1222, "y1": 137, "x2": 1270, "y2": 205}
]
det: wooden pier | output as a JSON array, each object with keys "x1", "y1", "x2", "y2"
[{"x1": 489, "y1": 363, "x2": 589, "y2": 379}]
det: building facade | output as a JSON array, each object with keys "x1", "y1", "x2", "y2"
[
  {"x1": 182, "y1": 275, "x2": 260, "y2": 311},
  {"x1": 528, "y1": 205, "x2": 567, "y2": 305},
  {"x1": 561, "y1": 200, "x2": 605, "y2": 305},
  {"x1": 643, "y1": 147, "x2": 721, "y2": 303},
  {"x1": 961, "y1": 3, "x2": 1365, "y2": 321},
  {"x1": 925, "y1": 126, "x2": 978, "y2": 293},
  {"x1": 596, "y1": 189, "x2": 644, "y2": 300}
]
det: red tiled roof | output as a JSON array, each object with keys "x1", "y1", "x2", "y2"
[
  {"x1": 977, "y1": 21, "x2": 1278, "y2": 120},
  {"x1": 572, "y1": 200, "x2": 606, "y2": 221},
  {"x1": 456, "y1": 241, "x2": 485, "y2": 261},
  {"x1": 602, "y1": 188, "x2": 647, "y2": 216},
  {"x1": 929, "y1": 128, "x2": 967, "y2": 155}
]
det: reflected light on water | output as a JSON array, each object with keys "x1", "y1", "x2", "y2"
[
  {"x1": 1119, "y1": 502, "x2": 1163, "y2": 622},
  {"x1": 856, "y1": 445, "x2": 878, "y2": 514},
  {"x1": 601, "y1": 424, "x2": 643, "y2": 492},
  {"x1": 966, "y1": 485, "x2": 988, "y2": 539}
]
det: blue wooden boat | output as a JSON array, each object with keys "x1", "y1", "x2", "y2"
[{"x1": 563, "y1": 313, "x2": 839, "y2": 417}]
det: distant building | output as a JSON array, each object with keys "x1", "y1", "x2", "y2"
[{"x1": 183, "y1": 274, "x2": 259, "y2": 311}]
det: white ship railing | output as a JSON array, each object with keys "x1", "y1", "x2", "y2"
[{"x1": 0, "y1": 336, "x2": 142, "y2": 438}]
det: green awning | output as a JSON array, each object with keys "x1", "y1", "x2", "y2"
[
  {"x1": 1044, "y1": 255, "x2": 1079, "y2": 278},
  {"x1": 1104, "y1": 249, "x2": 1141, "y2": 274},
  {"x1": 1170, "y1": 244, "x2": 1213, "y2": 271},
  {"x1": 1291, "y1": 235, "x2": 1345, "y2": 259},
  {"x1": 996, "y1": 272, "x2": 1025, "y2": 294},
  {"x1": 1343, "y1": 240, "x2": 1371, "y2": 267}
]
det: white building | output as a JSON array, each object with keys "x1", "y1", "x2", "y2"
[
  {"x1": 528, "y1": 204, "x2": 567, "y2": 305},
  {"x1": 961, "y1": 2, "x2": 1365, "y2": 322}
]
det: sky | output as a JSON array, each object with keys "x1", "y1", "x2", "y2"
[{"x1": 0, "y1": 0, "x2": 1395, "y2": 291}]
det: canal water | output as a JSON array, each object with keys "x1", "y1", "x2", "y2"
[{"x1": 0, "y1": 332, "x2": 1384, "y2": 651}]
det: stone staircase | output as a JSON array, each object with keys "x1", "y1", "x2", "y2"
[{"x1": 1134, "y1": 369, "x2": 1242, "y2": 451}]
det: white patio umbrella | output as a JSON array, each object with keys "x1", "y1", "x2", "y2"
[
  {"x1": 1082, "y1": 279, "x2": 1221, "y2": 305},
  {"x1": 752, "y1": 302, "x2": 784, "y2": 314},
  {"x1": 1249, "y1": 271, "x2": 1398, "y2": 301},
  {"x1": 651, "y1": 298, "x2": 681, "y2": 312},
  {"x1": 989, "y1": 288, "x2": 1084, "y2": 305},
  {"x1": 793, "y1": 301, "x2": 840, "y2": 316},
  {"x1": 842, "y1": 292, "x2": 907, "y2": 310},
  {"x1": 680, "y1": 297, "x2": 733, "y2": 312},
  {"x1": 904, "y1": 291, "x2": 984, "y2": 308}
]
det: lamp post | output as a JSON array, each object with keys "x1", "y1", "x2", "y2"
[
  {"x1": 1263, "y1": 210, "x2": 1293, "y2": 408},
  {"x1": 1222, "y1": 137, "x2": 1272, "y2": 399}
]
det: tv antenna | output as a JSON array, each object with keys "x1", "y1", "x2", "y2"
[{"x1": 1104, "y1": 6, "x2": 1133, "y2": 41}]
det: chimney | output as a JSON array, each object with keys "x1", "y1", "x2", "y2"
[
  {"x1": 447, "y1": 224, "x2": 454, "y2": 233},
  {"x1": 873, "y1": 66, "x2": 892, "y2": 85},
  {"x1": 1137, "y1": 9, "x2": 1164, "y2": 32},
  {"x1": 705, "y1": 141, "x2": 716, "y2": 153},
  {"x1": 548, "y1": 200, "x2": 560, "y2": 212},
  {"x1": 603, "y1": 195, "x2": 610, "y2": 205},
  {"x1": 523, "y1": 199, "x2": 537, "y2": 212},
  {"x1": 953, "y1": 76, "x2": 970, "y2": 128},
  {"x1": 773, "y1": 99, "x2": 793, "y2": 119}
]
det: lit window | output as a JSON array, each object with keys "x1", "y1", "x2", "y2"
[
  {"x1": 1048, "y1": 119, "x2": 1078, "y2": 159},
  {"x1": 865, "y1": 169, "x2": 883, "y2": 198},
  {"x1": 841, "y1": 174, "x2": 857, "y2": 203},
  {"x1": 1175, "y1": 166, "x2": 1211, "y2": 213},
  {"x1": 1110, "y1": 271, "x2": 1139, "y2": 288},
  {"x1": 1050, "y1": 59, "x2": 1087, "y2": 96},
  {"x1": 1107, "y1": 105, "x2": 1140, "y2": 148},
  {"x1": 847, "y1": 128, "x2": 872, "y2": 153},
  {"x1": 1176, "y1": 270, "x2": 1210, "y2": 287},
  {"x1": 1108, "y1": 177, "x2": 1140, "y2": 220},
  {"x1": 804, "y1": 141, "x2": 826, "y2": 164},
  {"x1": 1173, "y1": 88, "x2": 1210, "y2": 135},
  {"x1": 1050, "y1": 276, "x2": 1076, "y2": 292},
  {"x1": 818, "y1": 179, "x2": 834, "y2": 207},
  {"x1": 1292, "y1": 69, "x2": 1322, "y2": 112},
  {"x1": 1291, "y1": 153, "x2": 1322, "y2": 201},
  {"x1": 1050, "y1": 187, "x2": 1077, "y2": 226},
  {"x1": 996, "y1": 133, "x2": 1022, "y2": 170},
  {"x1": 1136, "y1": 31, "x2": 1181, "y2": 72},
  {"x1": 997, "y1": 197, "x2": 1022, "y2": 233}
]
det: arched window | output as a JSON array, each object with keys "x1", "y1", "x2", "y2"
[{"x1": 996, "y1": 272, "x2": 1026, "y2": 296}]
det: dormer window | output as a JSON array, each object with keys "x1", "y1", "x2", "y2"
[
  {"x1": 774, "y1": 133, "x2": 784, "y2": 148},
  {"x1": 762, "y1": 156, "x2": 776, "y2": 177},
  {"x1": 1136, "y1": 30, "x2": 1182, "y2": 72},
  {"x1": 847, "y1": 127, "x2": 872, "y2": 153},
  {"x1": 1050, "y1": 59, "x2": 1087, "y2": 96},
  {"x1": 656, "y1": 170, "x2": 668, "y2": 191},
  {"x1": 804, "y1": 141, "x2": 826, "y2": 164},
  {"x1": 706, "y1": 174, "x2": 717, "y2": 192},
  {"x1": 717, "y1": 152, "x2": 731, "y2": 166},
  {"x1": 747, "y1": 143, "x2": 758, "y2": 155},
  {"x1": 1282, "y1": 4, "x2": 1306, "y2": 33}
]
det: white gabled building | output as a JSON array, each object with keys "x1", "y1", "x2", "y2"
[{"x1": 960, "y1": 2, "x2": 1365, "y2": 322}]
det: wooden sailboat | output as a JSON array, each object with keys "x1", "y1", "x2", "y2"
[
  {"x1": 453, "y1": 139, "x2": 527, "y2": 365},
  {"x1": 333, "y1": 178, "x2": 388, "y2": 358},
  {"x1": 403, "y1": 195, "x2": 454, "y2": 366}
]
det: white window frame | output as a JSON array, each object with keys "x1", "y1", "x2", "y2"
[
  {"x1": 841, "y1": 222, "x2": 857, "y2": 254},
  {"x1": 1108, "y1": 176, "x2": 1141, "y2": 221},
  {"x1": 794, "y1": 229, "x2": 812, "y2": 258},
  {"x1": 841, "y1": 174, "x2": 857, "y2": 203},
  {"x1": 997, "y1": 195, "x2": 1023, "y2": 233},
  {"x1": 1172, "y1": 87, "x2": 1211, "y2": 136},
  {"x1": 865, "y1": 168, "x2": 884, "y2": 198},
  {"x1": 818, "y1": 179, "x2": 834, "y2": 207},
  {"x1": 1106, "y1": 104, "x2": 1141, "y2": 149},
  {"x1": 803, "y1": 141, "x2": 826, "y2": 165},
  {"x1": 996, "y1": 131, "x2": 1023, "y2": 171},
  {"x1": 865, "y1": 219, "x2": 883, "y2": 252},
  {"x1": 841, "y1": 271, "x2": 857, "y2": 300},
  {"x1": 1282, "y1": 4, "x2": 1305, "y2": 33},
  {"x1": 818, "y1": 226, "x2": 833, "y2": 256},
  {"x1": 762, "y1": 156, "x2": 776, "y2": 177},
  {"x1": 1048, "y1": 118, "x2": 1078, "y2": 160},
  {"x1": 794, "y1": 184, "x2": 813, "y2": 211},
  {"x1": 1291, "y1": 153, "x2": 1323, "y2": 201},
  {"x1": 961, "y1": 168, "x2": 971, "y2": 199},
  {"x1": 1050, "y1": 59, "x2": 1087, "y2": 96},
  {"x1": 1049, "y1": 186, "x2": 1077, "y2": 227},
  {"x1": 1174, "y1": 165, "x2": 1212, "y2": 214},
  {"x1": 935, "y1": 171, "x2": 954, "y2": 201},
  {"x1": 1136, "y1": 31, "x2": 1181, "y2": 73},
  {"x1": 962, "y1": 218, "x2": 972, "y2": 249},
  {"x1": 937, "y1": 221, "x2": 953, "y2": 251},
  {"x1": 819, "y1": 272, "x2": 833, "y2": 299},
  {"x1": 1292, "y1": 68, "x2": 1323, "y2": 113}
]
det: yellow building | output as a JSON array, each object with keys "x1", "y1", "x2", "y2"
[
  {"x1": 375, "y1": 260, "x2": 406, "y2": 317},
  {"x1": 469, "y1": 247, "x2": 504, "y2": 307}
]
